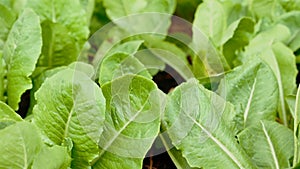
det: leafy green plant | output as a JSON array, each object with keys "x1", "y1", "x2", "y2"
[{"x1": 0, "y1": 0, "x2": 300, "y2": 168}]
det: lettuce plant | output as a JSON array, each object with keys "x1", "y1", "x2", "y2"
[{"x1": 0, "y1": 0, "x2": 300, "y2": 169}]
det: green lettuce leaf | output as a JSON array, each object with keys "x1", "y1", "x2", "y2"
[
  {"x1": 3, "y1": 9, "x2": 42, "y2": 110},
  {"x1": 0, "y1": 121, "x2": 43, "y2": 168},
  {"x1": 193, "y1": 0, "x2": 226, "y2": 46},
  {"x1": 244, "y1": 25, "x2": 298, "y2": 126},
  {"x1": 163, "y1": 79, "x2": 255, "y2": 168},
  {"x1": 26, "y1": 0, "x2": 90, "y2": 70},
  {"x1": 0, "y1": 4, "x2": 16, "y2": 51},
  {"x1": 0, "y1": 101, "x2": 22, "y2": 129},
  {"x1": 238, "y1": 121, "x2": 294, "y2": 169},
  {"x1": 99, "y1": 52, "x2": 151, "y2": 86},
  {"x1": 102, "y1": 0, "x2": 175, "y2": 39},
  {"x1": 93, "y1": 74, "x2": 165, "y2": 169},
  {"x1": 278, "y1": 11, "x2": 300, "y2": 51},
  {"x1": 217, "y1": 58, "x2": 279, "y2": 133},
  {"x1": 33, "y1": 66, "x2": 106, "y2": 168},
  {"x1": 293, "y1": 85, "x2": 300, "y2": 166},
  {"x1": 249, "y1": 0, "x2": 285, "y2": 20},
  {"x1": 222, "y1": 17, "x2": 255, "y2": 67},
  {"x1": 32, "y1": 145, "x2": 71, "y2": 169}
]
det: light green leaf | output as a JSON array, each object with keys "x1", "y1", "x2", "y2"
[
  {"x1": 217, "y1": 58, "x2": 278, "y2": 133},
  {"x1": 244, "y1": 24, "x2": 291, "y2": 58},
  {"x1": 30, "y1": 62, "x2": 94, "y2": 115},
  {"x1": 103, "y1": 0, "x2": 175, "y2": 20},
  {"x1": 264, "y1": 42, "x2": 297, "y2": 126},
  {"x1": 0, "y1": 4, "x2": 16, "y2": 51},
  {"x1": 0, "y1": 101, "x2": 19, "y2": 120},
  {"x1": 160, "y1": 134, "x2": 196, "y2": 169},
  {"x1": 107, "y1": 40, "x2": 144, "y2": 57},
  {"x1": 33, "y1": 67, "x2": 106, "y2": 168},
  {"x1": 3, "y1": 9, "x2": 42, "y2": 110},
  {"x1": 222, "y1": 17, "x2": 255, "y2": 67},
  {"x1": 279, "y1": 0, "x2": 300, "y2": 11},
  {"x1": 99, "y1": 52, "x2": 151, "y2": 86},
  {"x1": 37, "y1": 21, "x2": 80, "y2": 69},
  {"x1": 293, "y1": 85, "x2": 300, "y2": 166},
  {"x1": 79, "y1": 0, "x2": 95, "y2": 23},
  {"x1": 163, "y1": 79, "x2": 255, "y2": 168},
  {"x1": 26, "y1": 0, "x2": 90, "y2": 71},
  {"x1": 26, "y1": 0, "x2": 89, "y2": 43},
  {"x1": 250, "y1": 0, "x2": 285, "y2": 20},
  {"x1": 0, "y1": 101, "x2": 22, "y2": 129},
  {"x1": 193, "y1": 0, "x2": 226, "y2": 46},
  {"x1": 286, "y1": 95, "x2": 296, "y2": 119},
  {"x1": 93, "y1": 75, "x2": 165, "y2": 169},
  {"x1": 278, "y1": 11, "x2": 300, "y2": 51},
  {"x1": 32, "y1": 145, "x2": 71, "y2": 169},
  {"x1": 103, "y1": 0, "x2": 175, "y2": 39},
  {"x1": 238, "y1": 121, "x2": 294, "y2": 169},
  {"x1": 244, "y1": 26, "x2": 297, "y2": 126},
  {"x1": 0, "y1": 121, "x2": 43, "y2": 169}
]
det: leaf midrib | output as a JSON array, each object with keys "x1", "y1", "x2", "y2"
[
  {"x1": 243, "y1": 78, "x2": 257, "y2": 127},
  {"x1": 63, "y1": 104, "x2": 75, "y2": 140},
  {"x1": 261, "y1": 121, "x2": 280, "y2": 169},
  {"x1": 98, "y1": 93, "x2": 152, "y2": 158},
  {"x1": 186, "y1": 114, "x2": 246, "y2": 169}
]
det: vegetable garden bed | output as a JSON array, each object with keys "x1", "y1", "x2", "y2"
[{"x1": 1, "y1": 0, "x2": 300, "y2": 169}]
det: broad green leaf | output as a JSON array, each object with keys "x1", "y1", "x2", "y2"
[
  {"x1": 0, "y1": 101, "x2": 22, "y2": 129},
  {"x1": 103, "y1": 0, "x2": 175, "y2": 39},
  {"x1": 0, "y1": 0, "x2": 27, "y2": 14},
  {"x1": 107, "y1": 40, "x2": 144, "y2": 57},
  {"x1": 163, "y1": 79, "x2": 255, "y2": 168},
  {"x1": 32, "y1": 145, "x2": 71, "y2": 169},
  {"x1": 160, "y1": 134, "x2": 196, "y2": 169},
  {"x1": 99, "y1": 52, "x2": 151, "y2": 86},
  {"x1": 93, "y1": 75, "x2": 165, "y2": 169},
  {"x1": 37, "y1": 21, "x2": 79, "y2": 69},
  {"x1": 27, "y1": 0, "x2": 90, "y2": 71},
  {"x1": 33, "y1": 67, "x2": 106, "y2": 168},
  {"x1": 217, "y1": 58, "x2": 278, "y2": 133},
  {"x1": 0, "y1": 4, "x2": 15, "y2": 102},
  {"x1": 221, "y1": 1, "x2": 249, "y2": 26},
  {"x1": 26, "y1": 0, "x2": 89, "y2": 43},
  {"x1": 278, "y1": 11, "x2": 300, "y2": 51},
  {"x1": 244, "y1": 24, "x2": 291, "y2": 58},
  {"x1": 79, "y1": 0, "x2": 95, "y2": 24},
  {"x1": 244, "y1": 26, "x2": 297, "y2": 126},
  {"x1": 222, "y1": 17, "x2": 255, "y2": 67},
  {"x1": 193, "y1": 0, "x2": 226, "y2": 46},
  {"x1": 294, "y1": 86, "x2": 300, "y2": 166},
  {"x1": 0, "y1": 121, "x2": 43, "y2": 168},
  {"x1": 3, "y1": 9, "x2": 42, "y2": 110},
  {"x1": 250, "y1": 0, "x2": 285, "y2": 20},
  {"x1": 279, "y1": 0, "x2": 300, "y2": 11},
  {"x1": 238, "y1": 121, "x2": 294, "y2": 169},
  {"x1": 264, "y1": 42, "x2": 297, "y2": 126},
  {"x1": 103, "y1": 0, "x2": 175, "y2": 20},
  {"x1": 0, "y1": 4, "x2": 16, "y2": 51},
  {"x1": 0, "y1": 99, "x2": 18, "y2": 119},
  {"x1": 30, "y1": 62, "x2": 94, "y2": 115}
]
